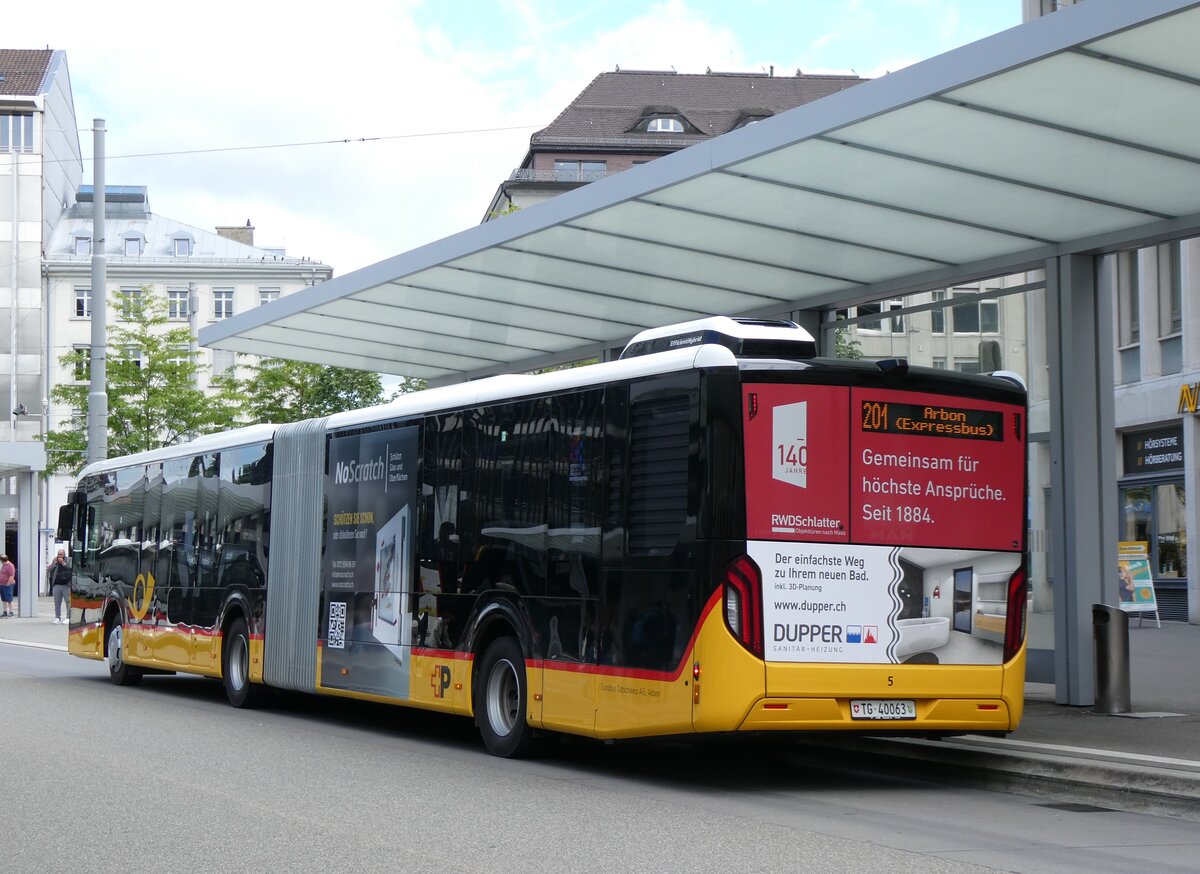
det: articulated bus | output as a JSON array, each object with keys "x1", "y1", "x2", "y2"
[{"x1": 59, "y1": 317, "x2": 1028, "y2": 757}]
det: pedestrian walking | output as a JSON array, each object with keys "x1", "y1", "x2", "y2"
[
  {"x1": 46, "y1": 549, "x2": 72, "y2": 624},
  {"x1": 0, "y1": 554, "x2": 15, "y2": 617}
]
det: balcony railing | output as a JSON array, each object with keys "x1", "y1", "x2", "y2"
[{"x1": 508, "y1": 168, "x2": 615, "y2": 183}]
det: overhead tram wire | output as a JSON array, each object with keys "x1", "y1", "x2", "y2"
[
  {"x1": 24, "y1": 123, "x2": 542, "y2": 168},
  {"x1": 83, "y1": 124, "x2": 543, "y2": 163}
]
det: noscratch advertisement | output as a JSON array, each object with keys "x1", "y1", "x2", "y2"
[{"x1": 320, "y1": 425, "x2": 418, "y2": 698}]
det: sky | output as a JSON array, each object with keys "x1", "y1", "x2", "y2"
[{"x1": 10, "y1": 0, "x2": 1021, "y2": 279}]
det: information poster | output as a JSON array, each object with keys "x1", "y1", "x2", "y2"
[
  {"x1": 320, "y1": 425, "x2": 418, "y2": 698},
  {"x1": 1117, "y1": 540, "x2": 1157, "y2": 613}
]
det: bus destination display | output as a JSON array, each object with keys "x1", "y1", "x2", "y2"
[{"x1": 860, "y1": 399, "x2": 1003, "y2": 441}]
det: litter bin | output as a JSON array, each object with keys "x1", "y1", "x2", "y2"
[{"x1": 1092, "y1": 603, "x2": 1131, "y2": 714}]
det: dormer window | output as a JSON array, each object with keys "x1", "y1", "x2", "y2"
[
  {"x1": 630, "y1": 110, "x2": 697, "y2": 135},
  {"x1": 123, "y1": 231, "x2": 145, "y2": 257},
  {"x1": 172, "y1": 231, "x2": 194, "y2": 257},
  {"x1": 646, "y1": 116, "x2": 684, "y2": 133},
  {"x1": 74, "y1": 234, "x2": 91, "y2": 256},
  {"x1": 733, "y1": 113, "x2": 772, "y2": 129}
]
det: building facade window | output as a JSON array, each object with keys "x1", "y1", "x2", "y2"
[
  {"x1": 0, "y1": 112, "x2": 34, "y2": 153},
  {"x1": 72, "y1": 345, "x2": 90, "y2": 381},
  {"x1": 1117, "y1": 250, "x2": 1140, "y2": 344},
  {"x1": 118, "y1": 345, "x2": 143, "y2": 369},
  {"x1": 951, "y1": 290, "x2": 1000, "y2": 334},
  {"x1": 931, "y1": 290, "x2": 947, "y2": 334},
  {"x1": 1157, "y1": 241, "x2": 1183, "y2": 375},
  {"x1": 168, "y1": 287, "x2": 190, "y2": 320},
  {"x1": 1116, "y1": 249, "x2": 1141, "y2": 384},
  {"x1": 212, "y1": 348, "x2": 236, "y2": 375},
  {"x1": 74, "y1": 287, "x2": 91, "y2": 318},
  {"x1": 213, "y1": 289, "x2": 234, "y2": 319},
  {"x1": 168, "y1": 344, "x2": 190, "y2": 367},
  {"x1": 856, "y1": 299, "x2": 904, "y2": 333},
  {"x1": 258, "y1": 287, "x2": 280, "y2": 307},
  {"x1": 553, "y1": 160, "x2": 606, "y2": 182},
  {"x1": 1157, "y1": 241, "x2": 1182, "y2": 336},
  {"x1": 118, "y1": 287, "x2": 142, "y2": 320}
]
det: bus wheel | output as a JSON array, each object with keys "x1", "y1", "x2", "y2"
[
  {"x1": 222, "y1": 617, "x2": 263, "y2": 708},
  {"x1": 476, "y1": 637, "x2": 537, "y2": 758},
  {"x1": 106, "y1": 621, "x2": 143, "y2": 687}
]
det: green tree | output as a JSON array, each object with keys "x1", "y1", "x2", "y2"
[
  {"x1": 238, "y1": 357, "x2": 388, "y2": 424},
  {"x1": 45, "y1": 288, "x2": 241, "y2": 473},
  {"x1": 834, "y1": 314, "x2": 863, "y2": 360}
]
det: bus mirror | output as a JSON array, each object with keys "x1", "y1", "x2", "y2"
[{"x1": 56, "y1": 504, "x2": 75, "y2": 543}]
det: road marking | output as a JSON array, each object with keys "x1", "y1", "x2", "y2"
[
  {"x1": 0, "y1": 638, "x2": 69, "y2": 653},
  {"x1": 959, "y1": 734, "x2": 1200, "y2": 769}
]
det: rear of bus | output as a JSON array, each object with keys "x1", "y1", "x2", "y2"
[{"x1": 703, "y1": 353, "x2": 1028, "y2": 737}]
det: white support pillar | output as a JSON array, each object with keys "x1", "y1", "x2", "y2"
[
  {"x1": 16, "y1": 470, "x2": 39, "y2": 618},
  {"x1": 1046, "y1": 254, "x2": 1119, "y2": 706}
]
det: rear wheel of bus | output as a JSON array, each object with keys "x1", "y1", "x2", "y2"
[
  {"x1": 106, "y1": 620, "x2": 142, "y2": 687},
  {"x1": 476, "y1": 636, "x2": 537, "y2": 758},
  {"x1": 222, "y1": 617, "x2": 263, "y2": 708}
]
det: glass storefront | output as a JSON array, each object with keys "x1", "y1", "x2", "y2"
[{"x1": 1119, "y1": 425, "x2": 1189, "y2": 621}]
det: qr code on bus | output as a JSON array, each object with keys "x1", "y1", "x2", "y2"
[{"x1": 328, "y1": 601, "x2": 347, "y2": 649}]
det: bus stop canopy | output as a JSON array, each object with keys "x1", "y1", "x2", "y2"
[{"x1": 200, "y1": 0, "x2": 1200, "y2": 384}]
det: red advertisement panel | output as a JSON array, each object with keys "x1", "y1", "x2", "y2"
[
  {"x1": 743, "y1": 384, "x2": 851, "y2": 542},
  {"x1": 745, "y1": 384, "x2": 1025, "y2": 552},
  {"x1": 850, "y1": 388, "x2": 1024, "y2": 551}
]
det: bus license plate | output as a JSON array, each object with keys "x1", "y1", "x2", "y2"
[{"x1": 850, "y1": 699, "x2": 916, "y2": 720}]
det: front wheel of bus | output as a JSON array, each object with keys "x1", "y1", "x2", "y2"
[
  {"x1": 222, "y1": 617, "x2": 263, "y2": 709},
  {"x1": 476, "y1": 637, "x2": 536, "y2": 758},
  {"x1": 106, "y1": 621, "x2": 142, "y2": 687}
]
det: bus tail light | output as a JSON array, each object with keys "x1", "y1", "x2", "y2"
[
  {"x1": 724, "y1": 555, "x2": 763, "y2": 658},
  {"x1": 1003, "y1": 566, "x2": 1028, "y2": 663}
]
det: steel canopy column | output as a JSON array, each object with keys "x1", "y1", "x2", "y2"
[{"x1": 1046, "y1": 253, "x2": 1118, "y2": 706}]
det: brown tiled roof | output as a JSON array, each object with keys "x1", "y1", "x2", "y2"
[
  {"x1": 532, "y1": 69, "x2": 866, "y2": 150},
  {"x1": 0, "y1": 49, "x2": 55, "y2": 96}
]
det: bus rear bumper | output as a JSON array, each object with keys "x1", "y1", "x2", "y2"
[{"x1": 737, "y1": 697, "x2": 1014, "y2": 733}]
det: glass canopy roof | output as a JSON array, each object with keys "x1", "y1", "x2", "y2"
[{"x1": 200, "y1": 0, "x2": 1200, "y2": 384}]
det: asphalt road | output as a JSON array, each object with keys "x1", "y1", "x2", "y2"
[{"x1": 4, "y1": 643, "x2": 1199, "y2": 874}]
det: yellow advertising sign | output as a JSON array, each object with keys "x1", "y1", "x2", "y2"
[
  {"x1": 1179, "y1": 382, "x2": 1200, "y2": 415},
  {"x1": 1116, "y1": 541, "x2": 1157, "y2": 612}
]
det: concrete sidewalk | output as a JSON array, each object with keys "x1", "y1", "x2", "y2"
[{"x1": 3, "y1": 596, "x2": 1197, "y2": 817}]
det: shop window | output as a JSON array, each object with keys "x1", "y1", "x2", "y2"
[{"x1": 1120, "y1": 483, "x2": 1187, "y2": 579}]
